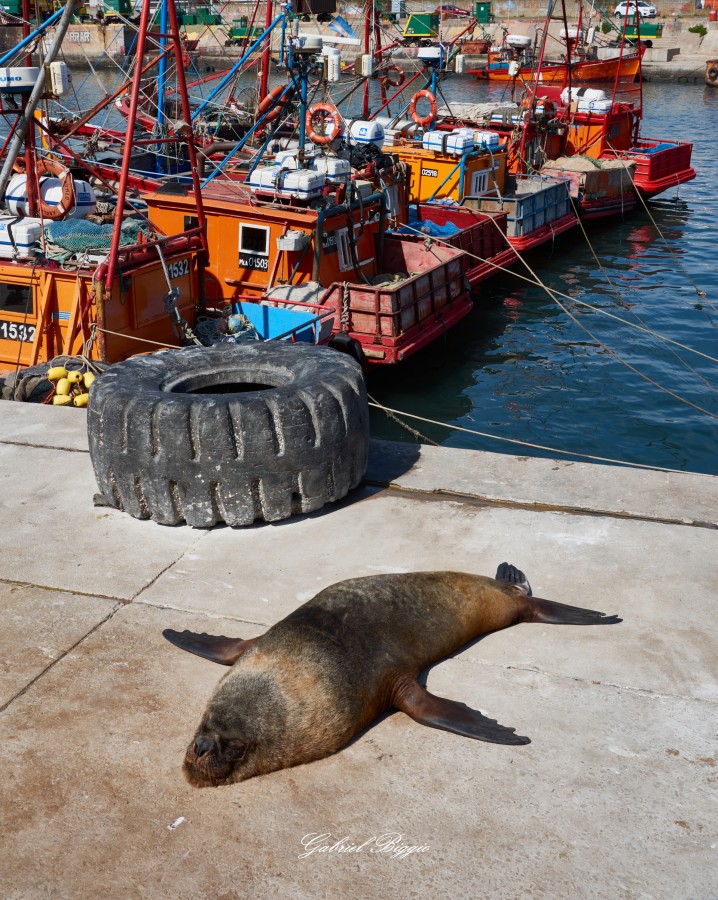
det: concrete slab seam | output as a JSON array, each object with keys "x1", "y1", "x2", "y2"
[
  {"x1": 0, "y1": 603, "x2": 121, "y2": 714},
  {"x1": 126, "y1": 531, "x2": 211, "y2": 604},
  {"x1": 471, "y1": 661, "x2": 718, "y2": 706},
  {"x1": 364, "y1": 482, "x2": 718, "y2": 530},
  {"x1": 0, "y1": 576, "x2": 131, "y2": 605},
  {"x1": 0, "y1": 438, "x2": 88, "y2": 454},
  {"x1": 134, "y1": 597, "x2": 271, "y2": 629}
]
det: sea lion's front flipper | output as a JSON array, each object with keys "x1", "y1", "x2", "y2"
[
  {"x1": 162, "y1": 629, "x2": 257, "y2": 665},
  {"x1": 392, "y1": 677, "x2": 530, "y2": 746}
]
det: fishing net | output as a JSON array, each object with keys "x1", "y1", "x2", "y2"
[{"x1": 43, "y1": 219, "x2": 154, "y2": 262}]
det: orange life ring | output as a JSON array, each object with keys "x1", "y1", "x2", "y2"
[
  {"x1": 257, "y1": 84, "x2": 293, "y2": 123},
  {"x1": 36, "y1": 157, "x2": 76, "y2": 221},
  {"x1": 306, "y1": 102, "x2": 343, "y2": 145},
  {"x1": 380, "y1": 64, "x2": 405, "y2": 89},
  {"x1": 409, "y1": 89, "x2": 437, "y2": 128}
]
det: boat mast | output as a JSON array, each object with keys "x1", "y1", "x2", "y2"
[
  {"x1": 105, "y1": 0, "x2": 209, "y2": 292},
  {"x1": 362, "y1": 0, "x2": 372, "y2": 119},
  {"x1": 260, "y1": 0, "x2": 274, "y2": 102},
  {"x1": 0, "y1": 0, "x2": 79, "y2": 209}
]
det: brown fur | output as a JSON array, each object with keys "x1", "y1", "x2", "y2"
[{"x1": 180, "y1": 571, "x2": 533, "y2": 786}]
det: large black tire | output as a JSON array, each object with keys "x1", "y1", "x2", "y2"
[{"x1": 87, "y1": 343, "x2": 369, "y2": 527}]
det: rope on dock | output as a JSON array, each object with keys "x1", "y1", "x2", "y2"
[{"x1": 367, "y1": 394, "x2": 716, "y2": 477}]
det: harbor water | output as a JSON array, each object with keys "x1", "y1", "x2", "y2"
[
  {"x1": 51, "y1": 68, "x2": 718, "y2": 474},
  {"x1": 367, "y1": 79, "x2": 718, "y2": 476}
]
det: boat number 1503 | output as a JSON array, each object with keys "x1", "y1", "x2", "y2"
[
  {"x1": 0, "y1": 320, "x2": 35, "y2": 343},
  {"x1": 168, "y1": 258, "x2": 189, "y2": 280}
]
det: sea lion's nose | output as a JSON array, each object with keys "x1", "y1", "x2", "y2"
[{"x1": 193, "y1": 735, "x2": 214, "y2": 758}]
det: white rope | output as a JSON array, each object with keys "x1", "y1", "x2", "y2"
[{"x1": 367, "y1": 397, "x2": 714, "y2": 477}]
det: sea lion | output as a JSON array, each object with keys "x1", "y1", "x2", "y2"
[{"x1": 163, "y1": 564, "x2": 620, "y2": 787}]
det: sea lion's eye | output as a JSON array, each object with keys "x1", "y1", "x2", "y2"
[{"x1": 227, "y1": 741, "x2": 247, "y2": 761}]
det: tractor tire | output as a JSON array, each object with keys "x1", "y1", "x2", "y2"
[{"x1": 87, "y1": 343, "x2": 369, "y2": 527}]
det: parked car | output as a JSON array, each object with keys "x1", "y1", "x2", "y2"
[
  {"x1": 434, "y1": 4, "x2": 472, "y2": 17},
  {"x1": 614, "y1": 0, "x2": 657, "y2": 17}
]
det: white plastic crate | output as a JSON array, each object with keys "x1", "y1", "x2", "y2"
[
  {"x1": 474, "y1": 130, "x2": 501, "y2": 149},
  {"x1": 577, "y1": 99, "x2": 613, "y2": 113},
  {"x1": 422, "y1": 130, "x2": 475, "y2": 155},
  {"x1": 0, "y1": 215, "x2": 41, "y2": 259},
  {"x1": 311, "y1": 156, "x2": 351, "y2": 182},
  {"x1": 249, "y1": 166, "x2": 325, "y2": 199}
]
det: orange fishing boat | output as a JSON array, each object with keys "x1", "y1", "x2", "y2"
[
  {"x1": 0, "y1": 0, "x2": 209, "y2": 380},
  {"x1": 468, "y1": 46, "x2": 645, "y2": 84}
]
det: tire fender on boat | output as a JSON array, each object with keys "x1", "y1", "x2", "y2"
[
  {"x1": 306, "y1": 103, "x2": 343, "y2": 145},
  {"x1": 409, "y1": 89, "x2": 437, "y2": 128},
  {"x1": 707, "y1": 64, "x2": 718, "y2": 82},
  {"x1": 86, "y1": 343, "x2": 370, "y2": 528}
]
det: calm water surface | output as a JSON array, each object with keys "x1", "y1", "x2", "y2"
[
  {"x1": 67, "y1": 67, "x2": 718, "y2": 473},
  {"x1": 366, "y1": 79, "x2": 718, "y2": 476}
]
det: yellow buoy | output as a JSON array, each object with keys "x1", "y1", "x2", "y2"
[
  {"x1": 55, "y1": 377, "x2": 72, "y2": 396},
  {"x1": 66, "y1": 370, "x2": 83, "y2": 384},
  {"x1": 52, "y1": 394, "x2": 73, "y2": 406},
  {"x1": 48, "y1": 366, "x2": 68, "y2": 382},
  {"x1": 73, "y1": 393, "x2": 89, "y2": 408},
  {"x1": 83, "y1": 371, "x2": 96, "y2": 389}
]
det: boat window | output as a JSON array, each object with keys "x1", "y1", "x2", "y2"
[
  {"x1": 470, "y1": 171, "x2": 490, "y2": 196},
  {"x1": 239, "y1": 224, "x2": 270, "y2": 257},
  {"x1": 183, "y1": 215, "x2": 199, "y2": 232},
  {"x1": 0, "y1": 283, "x2": 31, "y2": 315}
]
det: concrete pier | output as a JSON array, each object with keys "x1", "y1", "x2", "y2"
[{"x1": 0, "y1": 402, "x2": 716, "y2": 897}]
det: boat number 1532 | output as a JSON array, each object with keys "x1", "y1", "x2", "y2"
[
  {"x1": 0, "y1": 319, "x2": 35, "y2": 343},
  {"x1": 168, "y1": 258, "x2": 189, "y2": 280}
]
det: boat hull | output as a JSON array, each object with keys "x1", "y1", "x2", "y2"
[{"x1": 468, "y1": 51, "x2": 643, "y2": 84}]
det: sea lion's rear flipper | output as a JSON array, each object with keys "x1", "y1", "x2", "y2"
[
  {"x1": 495, "y1": 562, "x2": 532, "y2": 596},
  {"x1": 162, "y1": 629, "x2": 257, "y2": 665},
  {"x1": 392, "y1": 677, "x2": 530, "y2": 746},
  {"x1": 529, "y1": 598, "x2": 622, "y2": 625}
]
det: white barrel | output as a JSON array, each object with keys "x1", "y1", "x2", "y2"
[
  {"x1": 5, "y1": 173, "x2": 97, "y2": 219},
  {"x1": 560, "y1": 27, "x2": 583, "y2": 40}
]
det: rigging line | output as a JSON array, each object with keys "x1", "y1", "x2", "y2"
[
  {"x1": 567, "y1": 196, "x2": 718, "y2": 393},
  {"x1": 398, "y1": 220, "x2": 718, "y2": 417},
  {"x1": 468, "y1": 218, "x2": 718, "y2": 419},
  {"x1": 367, "y1": 397, "x2": 714, "y2": 477},
  {"x1": 605, "y1": 138, "x2": 712, "y2": 307},
  {"x1": 398, "y1": 222, "x2": 718, "y2": 365}
]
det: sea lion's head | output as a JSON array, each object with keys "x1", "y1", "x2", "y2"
[{"x1": 183, "y1": 670, "x2": 289, "y2": 787}]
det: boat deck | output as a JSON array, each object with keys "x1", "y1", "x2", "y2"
[{"x1": 1, "y1": 403, "x2": 716, "y2": 897}]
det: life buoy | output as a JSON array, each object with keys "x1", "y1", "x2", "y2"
[
  {"x1": 36, "y1": 157, "x2": 76, "y2": 221},
  {"x1": 409, "y1": 89, "x2": 437, "y2": 128},
  {"x1": 257, "y1": 84, "x2": 293, "y2": 123},
  {"x1": 380, "y1": 64, "x2": 405, "y2": 89},
  {"x1": 305, "y1": 102, "x2": 343, "y2": 145},
  {"x1": 707, "y1": 65, "x2": 718, "y2": 82}
]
